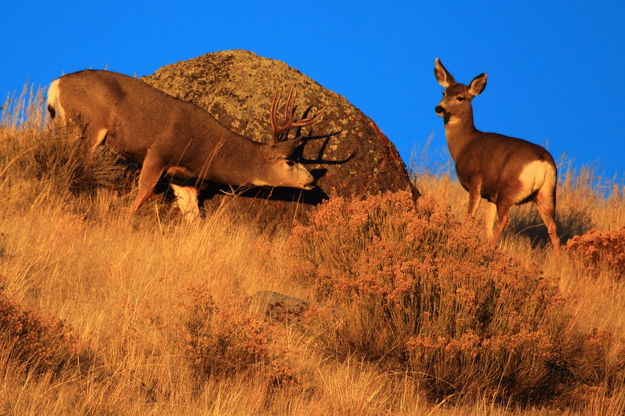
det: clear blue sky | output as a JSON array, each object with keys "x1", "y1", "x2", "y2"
[{"x1": 2, "y1": 1, "x2": 624, "y2": 181}]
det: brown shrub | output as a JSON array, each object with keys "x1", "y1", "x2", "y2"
[
  {"x1": 182, "y1": 290, "x2": 297, "y2": 388},
  {"x1": 290, "y1": 191, "x2": 611, "y2": 404},
  {"x1": 564, "y1": 228, "x2": 625, "y2": 277},
  {"x1": 0, "y1": 292, "x2": 89, "y2": 375}
]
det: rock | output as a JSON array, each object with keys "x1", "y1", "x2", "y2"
[
  {"x1": 249, "y1": 290, "x2": 344, "y2": 325},
  {"x1": 249, "y1": 290, "x2": 311, "y2": 323},
  {"x1": 142, "y1": 50, "x2": 418, "y2": 227}
]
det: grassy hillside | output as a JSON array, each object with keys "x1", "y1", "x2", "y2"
[{"x1": 0, "y1": 86, "x2": 624, "y2": 415}]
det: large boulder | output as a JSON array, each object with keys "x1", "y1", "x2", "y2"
[{"x1": 142, "y1": 50, "x2": 417, "y2": 226}]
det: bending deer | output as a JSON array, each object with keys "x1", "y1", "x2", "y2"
[
  {"x1": 433, "y1": 59, "x2": 559, "y2": 250},
  {"x1": 46, "y1": 70, "x2": 323, "y2": 220}
]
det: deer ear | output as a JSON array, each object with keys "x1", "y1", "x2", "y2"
[
  {"x1": 469, "y1": 73, "x2": 488, "y2": 96},
  {"x1": 434, "y1": 58, "x2": 455, "y2": 88},
  {"x1": 266, "y1": 139, "x2": 303, "y2": 159}
]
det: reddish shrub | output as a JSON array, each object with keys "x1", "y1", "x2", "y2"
[
  {"x1": 182, "y1": 290, "x2": 297, "y2": 388},
  {"x1": 290, "y1": 191, "x2": 609, "y2": 403},
  {"x1": 565, "y1": 228, "x2": 625, "y2": 277},
  {"x1": 0, "y1": 292, "x2": 88, "y2": 375}
]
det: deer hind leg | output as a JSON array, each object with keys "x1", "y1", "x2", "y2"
[
  {"x1": 82, "y1": 125, "x2": 108, "y2": 160},
  {"x1": 170, "y1": 184, "x2": 200, "y2": 223},
  {"x1": 131, "y1": 150, "x2": 165, "y2": 214},
  {"x1": 534, "y1": 188, "x2": 560, "y2": 252},
  {"x1": 90, "y1": 128, "x2": 108, "y2": 155},
  {"x1": 491, "y1": 201, "x2": 512, "y2": 247}
]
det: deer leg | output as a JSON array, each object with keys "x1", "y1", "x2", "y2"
[
  {"x1": 484, "y1": 201, "x2": 497, "y2": 240},
  {"x1": 467, "y1": 176, "x2": 482, "y2": 218},
  {"x1": 89, "y1": 128, "x2": 108, "y2": 157},
  {"x1": 491, "y1": 201, "x2": 512, "y2": 247},
  {"x1": 131, "y1": 151, "x2": 165, "y2": 214},
  {"x1": 467, "y1": 192, "x2": 481, "y2": 218},
  {"x1": 534, "y1": 190, "x2": 560, "y2": 252},
  {"x1": 82, "y1": 125, "x2": 108, "y2": 160},
  {"x1": 170, "y1": 184, "x2": 200, "y2": 223}
]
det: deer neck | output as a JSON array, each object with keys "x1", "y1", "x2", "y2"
[
  {"x1": 205, "y1": 134, "x2": 267, "y2": 185},
  {"x1": 208, "y1": 134, "x2": 298, "y2": 189},
  {"x1": 444, "y1": 111, "x2": 478, "y2": 162}
]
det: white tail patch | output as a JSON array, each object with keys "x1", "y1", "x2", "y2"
[
  {"x1": 46, "y1": 79, "x2": 66, "y2": 120},
  {"x1": 516, "y1": 160, "x2": 555, "y2": 201}
]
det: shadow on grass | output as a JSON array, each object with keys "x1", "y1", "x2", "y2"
[{"x1": 508, "y1": 206, "x2": 594, "y2": 248}]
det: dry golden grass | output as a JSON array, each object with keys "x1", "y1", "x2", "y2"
[{"x1": 0, "y1": 86, "x2": 623, "y2": 415}]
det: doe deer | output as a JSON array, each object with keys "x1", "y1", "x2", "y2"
[
  {"x1": 46, "y1": 70, "x2": 324, "y2": 220},
  {"x1": 433, "y1": 59, "x2": 560, "y2": 251}
]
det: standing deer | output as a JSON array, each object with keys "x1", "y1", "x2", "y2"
[
  {"x1": 433, "y1": 58, "x2": 559, "y2": 250},
  {"x1": 46, "y1": 70, "x2": 323, "y2": 220}
]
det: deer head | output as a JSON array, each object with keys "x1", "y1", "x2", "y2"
[
  {"x1": 434, "y1": 58, "x2": 487, "y2": 125},
  {"x1": 253, "y1": 86, "x2": 325, "y2": 190}
]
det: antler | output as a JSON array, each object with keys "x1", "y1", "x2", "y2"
[{"x1": 270, "y1": 86, "x2": 324, "y2": 143}]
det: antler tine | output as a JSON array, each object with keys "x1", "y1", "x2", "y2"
[
  {"x1": 293, "y1": 106, "x2": 325, "y2": 127},
  {"x1": 269, "y1": 85, "x2": 325, "y2": 143},
  {"x1": 283, "y1": 86, "x2": 297, "y2": 125},
  {"x1": 270, "y1": 87, "x2": 283, "y2": 140},
  {"x1": 285, "y1": 86, "x2": 326, "y2": 127}
]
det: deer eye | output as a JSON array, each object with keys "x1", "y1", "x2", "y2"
[
  {"x1": 442, "y1": 91, "x2": 445, "y2": 96},
  {"x1": 456, "y1": 96, "x2": 465, "y2": 102},
  {"x1": 285, "y1": 160, "x2": 295, "y2": 167}
]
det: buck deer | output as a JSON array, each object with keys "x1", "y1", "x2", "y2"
[
  {"x1": 46, "y1": 70, "x2": 324, "y2": 220},
  {"x1": 433, "y1": 58, "x2": 560, "y2": 251}
]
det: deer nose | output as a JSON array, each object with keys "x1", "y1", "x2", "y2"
[
  {"x1": 435, "y1": 105, "x2": 445, "y2": 114},
  {"x1": 304, "y1": 174, "x2": 315, "y2": 189},
  {"x1": 301, "y1": 176, "x2": 316, "y2": 190}
]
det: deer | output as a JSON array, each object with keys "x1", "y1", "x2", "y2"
[
  {"x1": 46, "y1": 70, "x2": 324, "y2": 221},
  {"x1": 433, "y1": 58, "x2": 560, "y2": 251}
]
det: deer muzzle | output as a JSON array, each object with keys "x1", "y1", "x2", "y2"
[
  {"x1": 435, "y1": 105, "x2": 451, "y2": 124},
  {"x1": 301, "y1": 174, "x2": 316, "y2": 190}
]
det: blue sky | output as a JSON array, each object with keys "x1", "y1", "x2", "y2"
[{"x1": 2, "y1": 1, "x2": 624, "y2": 181}]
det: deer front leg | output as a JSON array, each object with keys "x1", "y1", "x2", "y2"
[
  {"x1": 484, "y1": 201, "x2": 497, "y2": 240},
  {"x1": 170, "y1": 184, "x2": 200, "y2": 223},
  {"x1": 131, "y1": 150, "x2": 165, "y2": 214},
  {"x1": 467, "y1": 176, "x2": 482, "y2": 218}
]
